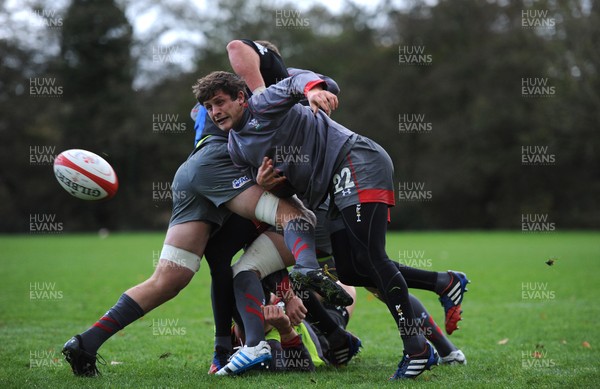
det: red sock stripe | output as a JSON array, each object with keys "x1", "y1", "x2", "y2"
[
  {"x1": 100, "y1": 316, "x2": 119, "y2": 325},
  {"x1": 428, "y1": 315, "x2": 444, "y2": 338},
  {"x1": 292, "y1": 238, "x2": 302, "y2": 254},
  {"x1": 92, "y1": 321, "x2": 114, "y2": 333},
  {"x1": 293, "y1": 244, "x2": 308, "y2": 260},
  {"x1": 245, "y1": 306, "x2": 264, "y2": 322},
  {"x1": 245, "y1": 293, "x2": 262, "y2": 307}
]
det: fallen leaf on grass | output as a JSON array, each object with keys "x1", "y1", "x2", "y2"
[
  {"x1": 159, "y1": 352, "x2": 172, "y2": 359},
  {"x1": 497, "y1": 338, "x2": 509, "y2": 345},
  {"x1": 532, "y1": 351, "x2": 543, "y2": 358},
  {"x1": 582, "y1": 341, "x2": 591, "y2": 348}
]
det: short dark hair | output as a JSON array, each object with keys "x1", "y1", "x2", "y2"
[{"x1": 192, "y1": 71, "x2": 247, "y2": 104}]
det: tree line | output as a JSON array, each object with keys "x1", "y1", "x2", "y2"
[{"x1": 1, "y1": 0, "x2": 597, "y2": 232}]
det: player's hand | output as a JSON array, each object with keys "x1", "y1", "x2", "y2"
[
  {"x1": 284, "y1": 295, "x2": 307, "y2": 326},
  {"x1": 257, "y1": 157, "x2": 286, "y2": 191},
  {"x1": 263, "y1": 303, "x2": 293, "y2": 331},
  {"x1": 306, "y1": 88, "x2": 338, "y2": 116}
]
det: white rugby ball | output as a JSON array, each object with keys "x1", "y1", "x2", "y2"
[{"x1": 53, "y1": 149, "x2": 119, "y2": 200}]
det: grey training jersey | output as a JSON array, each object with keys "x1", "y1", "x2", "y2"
[{"x1": 228, "y1": 71, "x2": 356, "y2": 209}]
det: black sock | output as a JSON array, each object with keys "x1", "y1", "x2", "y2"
[
  {"x1": 79, "y1": 293, "x2": 144, "y2": 354},
  {"x1": 205, "y1": 214, "x2": 257, "y2": 352},
  {"x1": 233, "y1": 271, "x2": 266, "y2": 347},
  {"x1": 409, "y1": 294, "x2": 456, "y2": 357},
  {"x1": 396, "y1": 265, "x2": 438, "y2": 291},
  {"x1": 434, "y1": 272, "x2": 451, "y2": 294}
]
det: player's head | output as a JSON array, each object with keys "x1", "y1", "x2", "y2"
[{"x1": 193, "y1": 71, "x2": 247, "y2": 131}]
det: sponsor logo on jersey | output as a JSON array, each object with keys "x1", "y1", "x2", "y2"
[{"x1": 232, "y1": 175, "x2": 251, "y2": 189}]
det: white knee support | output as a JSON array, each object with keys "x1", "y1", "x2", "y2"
[
  {"x1": 255, "y1": 191, "x2": 280, "y2": 226},
  {"x1": 232, "y1": 234, "x2": 285, "y2": 279},
  {"x1": 160, "y1": 244, "x2": 201, "y2": 273}
]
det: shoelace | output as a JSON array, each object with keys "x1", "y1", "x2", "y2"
[
  {"x1": 323, "y1": 264, "x2": 338, "y2": 281},
  {"x1": 227, "y1": 345, "x2": 243, "y2": 362}
]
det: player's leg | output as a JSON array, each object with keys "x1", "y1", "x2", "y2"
[
  {"x1": 204, "y1": 214, "x2": 260, "y2": 373},
  {"x1": 62, "y1": 221, "x2": 209, "y2": 376},
  {"x1": 332, "y1": 220, "x2": 469, "y2": 335},
  {"x1": 408, "y1": 294, "x2": 466, "y2": 365},
  {"x1": 226, "y1": 184, "x2": 352, "y2": 306},
  {"x1": 339, "y1": 203, "x2": 425, "y2": 348},
  {"x1": 331, "y1": 137, "x2": 439, "y2": 379},
  {"x1": 217, "y1": 231, "x2": 293, "y2": 375}
]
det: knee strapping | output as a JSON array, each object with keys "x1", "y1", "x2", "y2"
[{"x1": 232, "y1": 234, "x2": 285, "y2": 278}]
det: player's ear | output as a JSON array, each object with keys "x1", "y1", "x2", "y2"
[{"x1": 237, "y1": 90, "x2": 245, "y2": 105}]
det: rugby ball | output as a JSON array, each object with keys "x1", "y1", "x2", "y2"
[{"x1": 53, "y1": 149, "x2": 119, "y2": 200}]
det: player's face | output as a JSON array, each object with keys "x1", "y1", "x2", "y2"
[{"x1": 203, "y1": 90, "x2": 245, "y2": 131}]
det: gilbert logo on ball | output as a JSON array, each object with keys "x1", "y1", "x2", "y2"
[{"x1": 53, "y1": 149, "x2": 118, "y2": 200}]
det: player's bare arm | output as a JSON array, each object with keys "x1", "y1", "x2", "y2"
[{"x1": 227, "y1": 40, "x2": 266, "y2": 94}]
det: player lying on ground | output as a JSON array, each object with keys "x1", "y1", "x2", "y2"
[
  {"x1": 193, "y1": 70, "x2": 469, "y2": 379},
  {"x1": 232, "y1": 283, "x2": 359, "y2": 373},
  {"x1": 212, "y1": 220, "x2": 362, "y2": 375}
]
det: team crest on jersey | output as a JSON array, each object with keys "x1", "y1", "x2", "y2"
[
  {"x1": 248, "y1": 118, "x2": 261, "y2": 130},
  {"x1": 232, "y1": 175, "x2": 251, "y2": 189}
]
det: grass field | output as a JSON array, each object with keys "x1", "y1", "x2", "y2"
[{"x1": 1, "y1": 231, "x2": 599, "y2": 388}]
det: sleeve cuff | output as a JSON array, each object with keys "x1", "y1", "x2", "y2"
[{"x1": 304, "y1": 80, "x2": 326, "y2": 96}]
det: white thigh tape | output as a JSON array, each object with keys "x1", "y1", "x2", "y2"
[
  {"x1": 232, "y1": 234, "x2": 285, "y2": 278},
  {"x1": 255, "y1": 191, "x2": 279, "y2": 226},
  {"x1": 160, "y1": 244, "x2": 201, "y2": 273}
]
